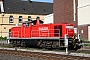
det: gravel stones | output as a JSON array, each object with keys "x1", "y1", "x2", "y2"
[{"x1": 0, "y1": 53, "x2": 44, "y2": 60}]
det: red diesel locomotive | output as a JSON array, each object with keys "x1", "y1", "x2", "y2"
[{"x1": 7, "y1": 17, "x2": 82, "y2": 50}]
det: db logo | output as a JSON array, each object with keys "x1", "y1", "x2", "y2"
[{"x1": 39, "y1": 27, "x2": 48, "y2": 30}]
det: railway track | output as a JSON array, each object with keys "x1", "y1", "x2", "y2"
[{"x1": 0, "y1": 49, "x2": 90, "y2": 60}]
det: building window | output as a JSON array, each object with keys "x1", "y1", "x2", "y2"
[
  {"x1": 0, "y1": 1, "x2": 4, "y2": 13},
  {"x1": 81, "y1": 30, "x2": 84, "y2": 34},
  {"x1": 9, "y1": 16, "x2": 13, "y2": 23},
  {"x1": 28, "y1": 16, "x2": 31, "y2": 21},
  {"x1": 4, "y1": 27, "x2": 6, "y2": 29},
  {"x1": 19, "y1": 16, "x2": 22, "y2": 23}
]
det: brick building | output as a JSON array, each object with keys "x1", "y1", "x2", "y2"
[
  {"x1": 54, "y1": 0, "x2": 90, "y2": 41},
  {"x1": 54, "y1": 0, "x2": 78, "y2": 27},
  {"x1": 78, "y1": 0, "x2": 90, "y2": 41}
]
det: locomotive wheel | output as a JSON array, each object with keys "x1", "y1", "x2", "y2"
[
  {"x1": 16, "y1": 40, "x2": 21, "y2": 46},
  {"x1": 21, "y1": 42, "x2": 24, "y2": 47},
  {"x1": 12, "y1": 40, "x2": 17, "y2": 47},
  {"x1": 10, "y1": 40, "x2": 14, "y2": 47},
  {"x1": 52, "y1": 42, "x2": 57, "y2": 48},
  {"x1": 39, "y1": 41, "x2": 46, "y2": 48},
  {"x1": 45, "y1": 41, "x2": 52, "y2": 49},
  {"x1": 20, "y1": 40, "x2": 25, "y2": 47},
  {"x1": 37, "y1": 40, "x2": 42, "y2": 47}
]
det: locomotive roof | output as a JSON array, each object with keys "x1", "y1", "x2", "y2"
[
  {"x1": 22, "y1": 21, "x2": 32, "y2": 24},
  {"x1": 22, "y1": 19, "x2": 43, "y2": 24},
  {"x1": 3, "y1": 0, "x2": 53, "y2": 15}
]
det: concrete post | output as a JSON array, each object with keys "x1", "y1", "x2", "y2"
[{"x1": 65, "y1": 34, "x2": 68, "y2": 54}]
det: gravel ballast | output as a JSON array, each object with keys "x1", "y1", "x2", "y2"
[{"x1": 0, "y1": 53, "x2": 43, "y2": 60}]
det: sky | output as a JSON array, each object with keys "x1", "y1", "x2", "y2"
[{"x1": 31, "y1": 0, "x2": 53, "y2": 3}]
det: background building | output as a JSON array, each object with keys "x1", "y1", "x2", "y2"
[
  {"x1": 78, "y1": 0, "x2": 90, "y2": 41},
  {"x1": 54, "y1": 0, "x2": 78, "y2": 27},
  {"x1": 54, "y1": 0, "x2": 90, "y2": 41},
  {"x1": 54, "y1": 0, "x2": 78, "y2": 36},
  {"x1": 0, "y1": 0, "x2": 53, "y2": 37},
  {"x1": 44, "y1": 13, "x2": 53, "y2": 24}
]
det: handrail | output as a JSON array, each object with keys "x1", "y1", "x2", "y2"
[
  {"x1": 10, "y1": 31, "x2": 19, "y2": 38},
  {"x1": 9, "y1": 29, "x2": 61, "y2": 38},
  {"x1": 31, "y1": 29, "x2": 60, "y2": 38}
]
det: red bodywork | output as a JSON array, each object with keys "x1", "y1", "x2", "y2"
[{"x1": 10, "y1": 20, "x2": 74, "y2": 39}]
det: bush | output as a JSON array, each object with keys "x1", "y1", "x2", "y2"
[
  {"x1": 0, "y1": 36, "x2": 7, "y2": 40},
  {"x1": 84, "y1": 44, "x2": 90, "y2": 46},
  {"x1": 82, "y1": 40, "x2": 90, "y2": 43}
]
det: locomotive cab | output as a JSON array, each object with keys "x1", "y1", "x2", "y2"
[
  {"x1": 22, "y1": 21, "x2": 32, "y2": 27},
  {"x1": 66, "y1": 24, "x2": 74, "y2": 38},
  {"x1": 32, "y1": 17, "x2": 44, "y2": 25}
]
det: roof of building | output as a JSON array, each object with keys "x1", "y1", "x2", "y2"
[{"x1": 3, "y1": 0, "x2": 53, "y2": 15}]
